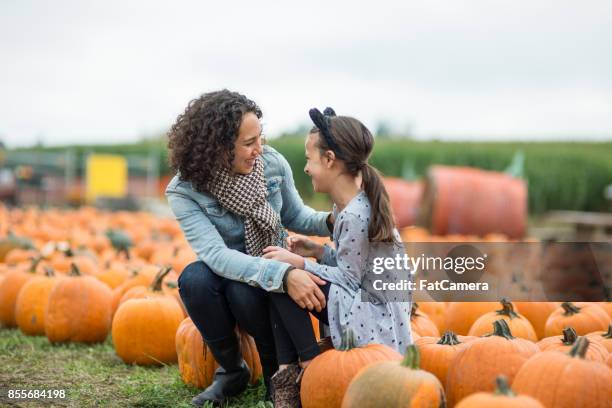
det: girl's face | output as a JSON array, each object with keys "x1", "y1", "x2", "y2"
[
  {"x1": 304, "y1": 132, "x2": 334, "y2": 193},
  {"x1": 231, "y1": 112, "x2": 264, "y2": 175}
]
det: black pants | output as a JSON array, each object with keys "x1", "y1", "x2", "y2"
[
  {"x1": 177, "y1": 261, "x2": 278, "y2": 380},
  {"x1": 268, "y1": 283, "x2": 331, "y2": 364}
]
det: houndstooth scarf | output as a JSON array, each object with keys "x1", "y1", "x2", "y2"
[{"x1": 206, "y1": 157, "x2": 284, "y2": 256}]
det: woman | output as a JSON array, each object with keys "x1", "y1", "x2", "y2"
[
  {"x1": 262, "y1": 108, "x2": 412, "y2": 407},
  {"x1": 165, "y1": 90, "x2": 333, "y2": 406}
]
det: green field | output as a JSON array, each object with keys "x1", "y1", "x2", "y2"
[{"x1": 0, "y1": 328, "x2": 269, "y2": 408}]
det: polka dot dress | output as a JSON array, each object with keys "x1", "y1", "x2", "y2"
[{"x1": 303, "y1": 191, "x2": 413, "y2": 353}]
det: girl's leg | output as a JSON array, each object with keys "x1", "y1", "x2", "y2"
[{"x1": 268, "y1": 282, "x2": 331, "y2": 366}]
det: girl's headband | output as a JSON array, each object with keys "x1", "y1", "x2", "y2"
[{"x1": 308, "y1": 107, "x2": 345, "y2": 160}]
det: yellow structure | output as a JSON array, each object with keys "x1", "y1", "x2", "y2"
[{"x1": 86, "y1": 154, "x2": 127, "y2": 203}]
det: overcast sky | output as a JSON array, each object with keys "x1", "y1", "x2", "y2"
[{"x1": 1, "y1": 0, "x2": 611, "y2": 147}]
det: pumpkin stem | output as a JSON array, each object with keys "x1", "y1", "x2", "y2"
[
  {"x1": 69, "y1": 262, "x2": 82, "y2": 276},
  {"x1": 172, "y1": 246, "x2": 180, "y2": 257},
  {"x1": 602, "y1": 324, "x2": 612, "y2": 339},
  {"x1": 339, "y1": 329, "x2": 358, "y2": 351},
  {"x1": 494, "y1": 376, "x2": 516, "y2": 397},
  {"x1": 569, "y1": 336, "x2": 590, "y2": 359},
  {"x1": 496, "y1": 298, "x2": 519, "y2": 319},
  {"x1": 150, "y1": 266, "x2": 172, "y2": 292},
  {"x1": 401, "y1": 344, "x2": 420, "y2": 369},
  {"x1": 561, "y1": 327, "x2": 578, "y2": 345},
  {"x1": 561, "y1": 302, "x2": 581, "y2": 316},
  {"x1": 29, "y1": 256, "x2": 43, "y2": 273},
  {"x1": 43, "y1": 266, "x2": 55, "y2": 277},
  {"x1": 165, "y1": 281, "x2": 178, "y2": 289},
  {"x1": 411, "y1": 303, "x2": 421, "y2": 318},
  {"x1": 437, "y1": 331, "x2": 462, "y2": 346},
  {"x1": 485, "y1": 319, "x2": 515, "y2": 340}
]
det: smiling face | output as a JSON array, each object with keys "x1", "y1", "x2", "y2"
[
  {"x1": 304, "y1": 132, "x2": 335, "y2": 193},
  {"x1": 231, "y1": 112, "x2": 264, "y2": 175}
]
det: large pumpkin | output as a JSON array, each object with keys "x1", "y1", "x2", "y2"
[
  {"x1": 445, "y1": 302, "x2": 508, "y2": 335},
  {"x1": 175, "y1": 318, "x2": 262, "y2": 388},
  {"x1": 411, "y1": 303, "x2": 440, "y2": 337},
  {"x1": 514, "y1": 302, "x2": 559, "y2": 340},
  {"x1": 537, "y1": 327, "x2": 608, "y2": 362},
  {"x1": 446, "y1": 320, "x2": 539, "y2": 407},
  {"x1": 513, "y1": 337, "x2": 612, "y2": 408},
  {"x1": 341, "y1": 345, "x2": 445, "y2": 407},
  {"x1": 597, "y1": 302, "x2": 612, "y2": 319},
  {"x1": 414, "y1": 331, "x2": 474, "y2": 388},
  {"x1": 112, "y1": 287, "x2": 184, "y2": 365},
  {"x1": 587, "y1": 324, "x2": 612, "y2": 353},
  {"x1": 417, "y1": 302, "x2": 447, "y2": 333},
  {"x1": 300, "y1": 331, "x2": 402, "y2": 408},
  {"x1": 468, "y1": 299, "x2": 537, "y2": 341},
  {"x1": 0, "y1": 258, "x2": 41, "y2": 327},
  {"x1": 15, "y1": 267, "x2": 60, "y2": 335},
  {"x1": 45, "y1": 263, "x2": 112, "y2": 343},
  {"x1": 455, "y1": 376, "x2": 544, "y2": 408},
  {"x1": 544, "y1": 302, "x2": 610, "y2": 337},
  {"x1": 110, "y1": 265, "x2": 159, "y2": 316}
]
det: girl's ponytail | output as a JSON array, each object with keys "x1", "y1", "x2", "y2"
[{"x1": 361, "y1": 163, "x2": 396, "y2": 242}]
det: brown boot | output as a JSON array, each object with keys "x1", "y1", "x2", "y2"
[{"x1": 271, "y1": 364, "x2": 302, "y2": 408}]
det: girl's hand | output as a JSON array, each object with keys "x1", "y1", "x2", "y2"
[
  {"x1": 286, "y1": 235, "x2": 324, "y2": 259},
  {"x1": 262, "y1": 246, "x2": 305, "y2": 269}
]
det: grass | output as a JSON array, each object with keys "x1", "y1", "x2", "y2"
[{"x1": 0, "y1": 328, "x2": 270, "y2": 408}]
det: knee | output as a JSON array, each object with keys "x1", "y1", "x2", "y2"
[
  {"x1": 178, "y1": 261, "x2": 218, "y2": 297},
  {"x1": 226, "y1": 283, "x2": 268, "y2": 315}
]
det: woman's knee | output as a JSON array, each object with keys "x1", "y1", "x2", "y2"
[{"x1": 178, "y1": 261, "x2": 222, "y2": 298}]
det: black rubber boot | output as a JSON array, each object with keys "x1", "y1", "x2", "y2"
[{"x1": 191, "y1": 335, "x2": 251, "y2": 407}]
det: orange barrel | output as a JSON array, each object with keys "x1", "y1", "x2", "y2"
[
  {"x1": 421, "y1": 165, "x2": 527, "y2": 238},
  {"x1": 382, "y1": 177, "x2": 424, "y2": 228}
]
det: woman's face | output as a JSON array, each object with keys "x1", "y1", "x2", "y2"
[
  {"x1": 231, "y1": 112, "x2": 264, "y2": 175},
  {"x1": 304, "y1": 132, "x2": 334, "y2": 193}
]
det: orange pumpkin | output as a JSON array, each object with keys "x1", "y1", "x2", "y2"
[
  {"x1": 175, "y1": 318, "x2": 262, "y2": 388},
  {"x1": 514, "y1": 302, "x2": 559, "y2": 340},
  {"x1": 513, "y1": 337, "x2": 612, "y2": 408},
  {"x1": 300, "y1": 331, "x2": 402, "y2": 408},
  {"x1": 607, "y1": 353, "x2": 612, "y2": 369},
  {"x1": 96, "y1": 261, "x2": 130, "y2": 289},
  {"x1": 110, "y1": 265, "x2": 159, "y2": 316},
  {"x1": 446, "y1": 302, "x2": 511, "y2": 335},
  {"x1": 411, "y1": 303, "x2": 440, "y2": 337},
  {"x1": 414, "y1": 331, "x2": 474, "y2": 388},
  {"x1": 341, "y1": 345, "x2": 445, "y2": 407},
  {"x1": 45, "y1": 264, "x2": 112, "y2": 343},
  {"x1": 544, "y1": 302, "x2": 610, "y2": 337},
  {"x1": 0, "y1": 258, "x2": 42, "y2": 327},
  {"x1": 597, "y1": 302, "x2": 612, "y2": 319},
  {"x1": 468, "y1": 299, "x2": 537, "y2": 341},
  {"x1": 417, "y1": 301, "x2": 447, "y2": 332},
  {"x1": 587, "y1": 324, "x2": 612, "y2": 353},
  {"x1": 15, "y1": 267, "x2": 61, "y2": 335},
  {"x1": 455, "y1": 376, "x2": 544, "y2": 408},
  {"x1": 537, "y1": 327, "x2": 608, "y2": 362},
  {"x1": 446, "y1": 320, "x2": 539, "y2": 407},
  {"x1": 112, "y1": 294, "x2": 184, "y2": 365}
]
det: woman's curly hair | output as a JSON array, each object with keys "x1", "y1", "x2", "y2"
[{"x1": 167, "y1": 89, "x2": 262, "y2": 193}]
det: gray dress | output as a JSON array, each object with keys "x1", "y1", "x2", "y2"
[{"x1": 303, "y1": 191, "x2": 413, "y2": 353}]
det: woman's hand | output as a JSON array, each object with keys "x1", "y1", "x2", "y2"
[
  {"x1": 286, "y1": 235, "x2": 324, "y2": 259},
  {"x1": 284, "y1": 268, "x2": 327, "y2": 312},
  {"x1": 262, "y1": 246, "x2": 305, "y2": 269}
]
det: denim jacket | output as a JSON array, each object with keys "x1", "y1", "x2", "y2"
[{"x1": 165, "y1": 145, "x2": 331, "y2": 292}]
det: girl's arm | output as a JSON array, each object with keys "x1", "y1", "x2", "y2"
[{"x1": 303, "y1": 212, "x2": 368, "y2": 289}]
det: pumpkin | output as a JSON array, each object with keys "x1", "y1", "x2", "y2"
[
  {"x1": 414, "y1": 331, "x2": 474, "y2": 388},
  {"x1": 513, "y1": 337, "x2": 612, "y2": 408},
  {"x1": 417, "y1": 301, "x2": 447, "y2": 332},
  {"x1": 112, "y1": 291, "x2": 184, "y2": 365},
  {"x1": 15, "y1": 267, "x2": 60, "y2": 335},
  {"x1": 341, "y1": 345, "x2": 445, "y2": 407},
  {"x1": 110, "y1": 265, "x2": 159, "y2": 316},
  {"x1": 587, "y1": 324, "x2": 612, "y2": 353},
  {"x1": 597, "y1": 302, "x2": 612, "y2": 319},
  {"x1": 514, "y1": 302, "x2": 559, "y2": 340},
  {"x1": 95, "y1": 261, "x2": 130, "y2": 289},
  {"x1": 446, "y1": 302, "x2": 511, "y2": 335},
  {"x1": 544, "y1": 302, "x2": 610, "y2": 337},
  {"x1": 468, "y1": 299, "x2": 537, "y2": 341},
  {"x1": 0, "y1": 257, "x2": 41, "y2": 327},
  {"x1": 300, "y1": 330, "x2": 402, "y2": 408},
  {"x1": 411, "y1": 303, "x2": 440, "y2": 337},
  {"x1": 455, "y1": 376, "x2": 544, "y2": 408},
  {"x1": 446, "y1": 320, "x2": 539, "y2": 407},
  {"x1": 45, "y1": 263, "x2": 112, "y2": 343},
  {"x1": 607, "y1": 353, "x2": 612, "y2": 369},
  {"x1": 175, "y1": 318, "x2": 262, "y2": 388},
  {"x1": 537, "y1": 327, "x2": 608, "y2": 362}
]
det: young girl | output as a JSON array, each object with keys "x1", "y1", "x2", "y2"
[{"x1": 262, "y1": 107, "x2": 412, "y2": 407}]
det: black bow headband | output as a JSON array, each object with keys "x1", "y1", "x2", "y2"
[{"x1": 308, "y1": 107, "x2": 345, "y2": 160}]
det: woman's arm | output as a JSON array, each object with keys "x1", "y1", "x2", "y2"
[{"x1": 167, "y1": 189, "x2": 291, "y2": 292}]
